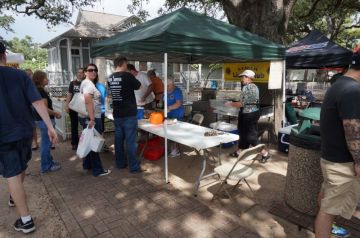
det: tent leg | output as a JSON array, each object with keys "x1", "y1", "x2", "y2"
[{"x1": 164, "y1": 53, "x2": 169, "y2": 184}]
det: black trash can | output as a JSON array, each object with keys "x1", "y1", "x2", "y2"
[{"x1": 284, "y1": 108, "x2": 323, "y2": 216}]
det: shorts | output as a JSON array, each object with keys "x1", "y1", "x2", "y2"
[
  {"x1": 320, "y1": 158, "x2": 360, "y2": 219},
  {"x1": 0, "y1": 138, "x2": 32, "y2": 178}
]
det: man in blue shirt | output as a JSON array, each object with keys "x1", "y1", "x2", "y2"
[
  {"x1": 0, "y1": 42, "x2": 58, "y2": 234},
  {"x1": 164, "y1": 79, "x2": 184, "y2": 157}
]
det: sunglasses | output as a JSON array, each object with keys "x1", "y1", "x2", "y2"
[{"x1": 86, "y1": 69, "x2": 98, "y2": 73}]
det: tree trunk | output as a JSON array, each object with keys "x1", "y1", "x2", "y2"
[
  {"x1": 221, "y1": 0, "x2": 297, "y2": 44},
  {"x1": 220, "y1": 0, "x2": 295, "y2": 138}
]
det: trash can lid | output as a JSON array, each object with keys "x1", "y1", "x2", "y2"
[{"x1": 299, "y1": 108, "x2": 320, "y2": 121}]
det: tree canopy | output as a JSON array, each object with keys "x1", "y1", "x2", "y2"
[
  {"x1": 7, "y1": 36, "x2": 47, "y2": 71},
  {"x1": 0, "y1": 0, "x2": 97, "y2": 31},
  {"x1": 128, "y1": 0, "x2": 360, "y2": 47}
]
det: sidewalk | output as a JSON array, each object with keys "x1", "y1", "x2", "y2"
[{"x1": 1, "y1": 136, "x2": 318, "y2": 238}]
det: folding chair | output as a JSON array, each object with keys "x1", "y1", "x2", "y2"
[
  {"x1": 211, "y1": 144, "x2": 266, "y2": 201},
  {"x1": 190, "y1": 113, "x2": 204, "y2": 125}
]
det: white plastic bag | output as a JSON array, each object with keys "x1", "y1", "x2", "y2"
[
  {"x1": 69, "y1": 93, "x2": 88, "y2": 116},
  {"x1": 91, "y1": 129, "x2": 105, "y2": 152},
  {"x1": 76, "y1": 126, "x2": 93, "y2": 158}
]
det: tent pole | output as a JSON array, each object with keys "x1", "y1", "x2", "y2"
[
  {"x1": 282, "y1": 60, "x2": 286, "y2": 125},
  {"x1": 187, "y1": 64, "x2": 190, "y2": 93},
  {"x1": 164, "y1": 53, "x2": 169, "y2": 184}
]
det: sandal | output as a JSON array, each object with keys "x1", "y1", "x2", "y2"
[
  {"x1": 229, "y1": 151, "x2": 239, "y2": 158},
  {"x1": 31, "y1": 146, "x2": 39, "y2": 151}
]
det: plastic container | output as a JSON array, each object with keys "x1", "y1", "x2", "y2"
[
  {"x1": 210, "y1": 121, "x2": 238, "y2": 148},
  {"x1": 138, "y1": 136, "x2": 164, "y2": 161},
  {"x1": 137, "y1": 107, "x2": 144, "y2": 120}
]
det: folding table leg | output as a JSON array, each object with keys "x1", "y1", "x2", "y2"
[
  {"x1": 139, "y1": 132, "x2": 149, "y2": 162},
  {"x1": 193, "y1": 154, "x2": 207, "y2": 197}
]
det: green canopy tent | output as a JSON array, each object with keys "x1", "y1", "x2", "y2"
[
  {"x1": 91, "y1": 7, "x2": 285, "y2": 184},
  {"x1": 91, "y1": 8, "x2": 284, "y2": 62}
]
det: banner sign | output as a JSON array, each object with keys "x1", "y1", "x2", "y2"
[{"x1": 224, "y1": 62, "x2": 270, "y2": 83}]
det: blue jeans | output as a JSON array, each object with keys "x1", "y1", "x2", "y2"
[
  {"x1": 36, "y1": 119, "x2": 56, "y2": 172},
  {"x1": 114, "y1": 116, "x2": 140, "y2": 171},
  {"x1": 79, "y1": 117, "x2": 105, "y2": 176}
]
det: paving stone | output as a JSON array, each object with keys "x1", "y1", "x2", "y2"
[
  {"x1": 82, "y1": 224, "x2": 98, "y2": 238},
  {"x1": 229, "y1": 226, "x2": 252, "y2": 238},
  {"x1": 110, "y1": 227, "x2": 128, "y2": 238},
  {"x1": 93, "y1": 231, "x2": 114, "y2": 238},
  {"x1": 69, "y1": 229, "x2": 86, "y2": 238},
  {"x1": 94, "y1": 220, "x2": 109, "y2": 234}
]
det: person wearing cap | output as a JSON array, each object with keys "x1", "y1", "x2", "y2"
[
  {"x1": 314, "y1": 51, "x2": 360, "y2": 238},
  {"x1": 127, "y1": 64, "x2": 155, "y2": 118},
  {"x1": 0, "y1": 41, "x2": 58, "y2": 233},
  {"x1": 225, "y1": 69, "x2": 270, "y2": 163}
]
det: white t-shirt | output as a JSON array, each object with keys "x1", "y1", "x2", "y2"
[
  {"x1": 134, "y1": 71, "x2": 155, "y2": 106},
  {"x1": 80, "y1": 79, "x2": 101, "y2": 118}
]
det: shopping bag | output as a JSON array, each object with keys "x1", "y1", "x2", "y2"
[
  {"x1": 76, "y1": 126, "x2": 93, "y2": 158},
  {"x1": 91, "y1": 128, "x2": 105, "y2": 152},
  {"x1": 69, "y1": 93, "x2": 88, "y2": 116}
]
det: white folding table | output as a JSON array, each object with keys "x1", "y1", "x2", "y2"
[{"x1": 138, "y1": 119, "x2": 239, "y2": 196}]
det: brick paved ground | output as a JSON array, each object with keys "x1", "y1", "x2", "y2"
[{"x1": 0, "y1": 134, "x2": 322, "y2": 238}]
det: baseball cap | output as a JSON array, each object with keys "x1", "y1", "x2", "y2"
[
  {"x1": 239, "y1": 69, "x2": 255, "y2": 78},
  {"x1": 0, "y1": 41, "x2": 6, "y2": 54},
  {"x1": 351, "y1": 50, "x2": 360, "y2": 67}
]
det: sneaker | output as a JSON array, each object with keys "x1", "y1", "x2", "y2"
[
  {"x1": 42, "y1": 163, "x2": 61, "y2": 173},
  {"x1": 103, "y1": 144, "x2": 110, "y2": 152},
  {"x1": 260, "y1": 154, "x2": 271, "y2": 163},
  {"x1": 331, "y1": 224, "x2": 351, "y2": 238},
  {"x1": 97, "y1": 169, "x2": 111, "y2": 177},
  {"x1": 130, "y1": 168, "x2": 147, "y2": 174},
  {"x1": 14, "y1": 218, "x2": 36, "y2": 234},
  {"x1": 8, "y1": 196, "x2": 15, "y2": 207}
]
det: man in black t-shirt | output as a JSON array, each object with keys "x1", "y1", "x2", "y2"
[
  {"x1": 315, "y1": 51, "x2": 360, "y2": 238},
  {"x1": 65, "y1": 68, "x2": 84, "y2": 150},
  {"x1": 107, "y1": 56, "x2": 143, "y2": 173}
]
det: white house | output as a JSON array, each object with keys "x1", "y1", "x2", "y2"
[{"x1": 41, "y1": 10, "x2": 140, "y2": 86}]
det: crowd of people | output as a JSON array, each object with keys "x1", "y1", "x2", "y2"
[{"x1": 1, "y1": 38, "x2": 360, "y2": 238}]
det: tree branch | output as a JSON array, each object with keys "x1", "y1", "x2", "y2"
[
  {"x1": 345, "y1": 24, "x2": 360, "y2": 29},
  {"x1": 299, "y1": 0, "x2": 322, "y2": 18}
]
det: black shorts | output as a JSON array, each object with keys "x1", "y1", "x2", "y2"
[{"x1": 0, "y1": 138, "x2": 32, "y2": 178}]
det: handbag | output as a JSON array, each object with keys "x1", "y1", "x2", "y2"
[{"x1": 69, "y1": 93, "x2": 88, "y2": 116}]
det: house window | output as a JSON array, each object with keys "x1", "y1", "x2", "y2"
[
  {"x1": 82, "y1": 48, "x2": 90, "y2": 67},
  {"x1": 60, "y1": 39, "x2": 68, "y2": 72},
  {"x1": 71, "y1": 49, "x2": 80, "y2": 55},
  {"x1": 72, "y1": 39, "x2": 81, "y2": 47}
]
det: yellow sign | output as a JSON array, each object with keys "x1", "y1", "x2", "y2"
[{"x1": 224, "y1": 62, "x2": 270, "y2": 83}]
